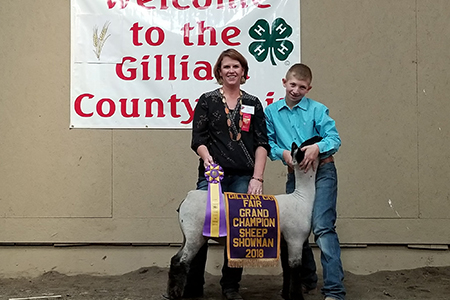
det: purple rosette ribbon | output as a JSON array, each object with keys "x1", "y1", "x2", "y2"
[{"x1": 203, "y1": 164, "x2": 227, "y2": 237}]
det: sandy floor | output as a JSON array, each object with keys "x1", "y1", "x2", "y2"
[{"x1": 0, "y1": 265, "x2": 449, "y2": 300}]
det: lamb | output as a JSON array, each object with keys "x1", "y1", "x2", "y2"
[{"x1": 166, "y1": 136, "x2": 321, "y2": 300}]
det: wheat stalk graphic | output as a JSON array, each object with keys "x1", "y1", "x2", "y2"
[{"x1": 93, "y1": 21, "x2": 111, "y2": 60}]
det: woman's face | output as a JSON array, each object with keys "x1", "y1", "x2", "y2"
[{"x1": 219, "y1": 56, "x2": 245, "y2": 87}]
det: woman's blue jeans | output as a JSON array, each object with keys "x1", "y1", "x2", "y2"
[
  {"x1": 286, "y1": 162, "x2": 346, "y2": 300},
  {"x1": 184, "y1": 174, "x2": 251, "y2": 294}
]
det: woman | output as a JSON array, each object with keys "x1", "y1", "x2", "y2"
[{"x1": 185, "y1": 49, "x2": 270, "y2": 300}]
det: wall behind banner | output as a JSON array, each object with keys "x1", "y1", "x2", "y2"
[{"x1": 1, "y1": 0, "x2": 450, "y2": 276}]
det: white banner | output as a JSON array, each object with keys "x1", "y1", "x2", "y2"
[{"x1": 70, "y1": 0, "x2": 300, "y2": 128}]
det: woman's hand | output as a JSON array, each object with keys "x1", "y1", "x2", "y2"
[
  {"x1": 202, "y1": 155, "x2": 214, "y2": 168},
  {"x1": 196, "y1": 145, "x2": 214, "y2": 168},
  {"x1": 248, "y1": 146, "x2": 267, "y2": 195},
  {"x1": 247, "y1": 177, "x2": 263, "y2": 195}
]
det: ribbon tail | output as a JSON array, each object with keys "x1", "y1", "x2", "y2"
[
  {"x1": 203, "y1": 182, "x2": 226, "y2": 237},
  {"x1": 203, "y1": 183, "x2": 214, "y2": 237},
  {"x1": 209, "y1": 183, "x2": 220, "y2": 237},
  {"x1": 218, "y1": 184, "x2": 227, "y2": 237}
]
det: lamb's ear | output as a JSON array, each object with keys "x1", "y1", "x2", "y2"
[
  {"x1": 290, "y1": 142, "x2": 298, "y2": 159},
  {"x1": 300, "y1": 136, "x2": 322, "y2": 148},
  {"x1": 295, "y1": 145, "x2": 305, "y2": 164}
]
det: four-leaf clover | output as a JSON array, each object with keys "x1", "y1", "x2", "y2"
[{"x1": 248, "y1": 18, "x2": 294, "y2": 65}]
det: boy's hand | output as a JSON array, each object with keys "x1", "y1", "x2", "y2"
[
  {"x1": 299, "y1": 144, "x2": 319, "y2": 172},
  {"x1": 282, "y1": 150, "x2": 293, "y2": 169}
]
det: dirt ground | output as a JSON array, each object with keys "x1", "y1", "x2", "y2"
[{"x1": 0, "y1": 266, "x2": 449, "y2": 300}]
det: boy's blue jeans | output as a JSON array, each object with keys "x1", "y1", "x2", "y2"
[
  {"x1": 285, "y1": 162, "x2": 346, "y2": 300},
  {"x1": 184, "y1": 174, "x2": 251, "y2": 294}
]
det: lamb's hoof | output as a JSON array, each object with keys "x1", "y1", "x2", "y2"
[
  {"x1": 289, "y1": 292, "x2": 305, "y2": 300},
  {"x1": 280, "y1": 289, "x2": 289, "y2": 300},
  {"x1": 302, "y1": 285, "x2": 317, "y2": 295},
  {"x1": 222, "y1": 289, "x2": 243, "y2": 300},
  {"x1": 162, "y1": 291, "x2": 185, "y2": 300},
  {"x1": 183, "y1": 288, "x2": 204, "y2": 298},
  {"x1": 280, "y1": 289, "x2": 305, "y2": 300}
]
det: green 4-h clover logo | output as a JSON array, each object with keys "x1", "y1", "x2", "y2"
[{"x1": 248, "y1": 18, "x2": 294, "y2": 65}]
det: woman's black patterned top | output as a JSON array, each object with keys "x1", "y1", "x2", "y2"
[{"x1": 191, "y1": 88, "x2": 270, "y2": 177}]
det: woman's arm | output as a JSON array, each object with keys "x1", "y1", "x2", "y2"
[
  {"x1": 196, "y1": 145, "x2": 214, "y2": 168},
  {"x1": 247, "y1": 146, "x2": 267, "y2": 195}
]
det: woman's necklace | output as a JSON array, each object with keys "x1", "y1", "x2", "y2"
[{"x1": 220, "y1": 89, "x2": 243, "y2": 141}]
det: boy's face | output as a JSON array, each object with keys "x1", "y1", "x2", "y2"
[{"x1": 282, "y1": 76, "x2": 312, "y2": 103}]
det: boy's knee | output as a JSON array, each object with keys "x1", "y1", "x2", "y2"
[{"x1": 312, "y1": 223, "x2": 336, "y2": 238}]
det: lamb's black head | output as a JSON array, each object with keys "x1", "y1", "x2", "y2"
[{"x1": 291, "y1": 136, "x2": 323, "y2": 164}]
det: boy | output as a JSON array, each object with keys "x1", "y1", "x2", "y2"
[{"x1": 264, "y1": 63, "x2": 346, "y2": 300}]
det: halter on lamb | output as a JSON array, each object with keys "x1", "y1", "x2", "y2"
[{"x1": 166, "y1": 136, "x2": 322, "y2": 300}]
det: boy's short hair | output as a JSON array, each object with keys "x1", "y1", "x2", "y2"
[{"x1": 286, "y1": 63, "x2": 312, "y2": 82}]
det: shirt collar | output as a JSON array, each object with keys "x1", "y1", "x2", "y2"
[{"x1": 278, "y1": 97, "x2": 309, "y2": 111}]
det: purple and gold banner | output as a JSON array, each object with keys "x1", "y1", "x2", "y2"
[{"x1": 225, "y1": 193, "x2": 280, "y2": 268}]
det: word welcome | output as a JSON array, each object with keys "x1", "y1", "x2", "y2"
[{"x1": 106, "y1": 0, "x2": 271, "y2": 10}]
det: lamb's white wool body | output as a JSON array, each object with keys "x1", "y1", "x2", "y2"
[
  {"x1": 178, "y1": 189, "x2": 210, "y2": 252},
  {"x1": 276, "y1": 161, "x2": 316, "y2": 269},
  {"x1": 167, "y1": 137, "x2": 321, "y2": 300}
]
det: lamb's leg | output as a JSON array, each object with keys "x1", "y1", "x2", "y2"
[
  {"x1": 288, "y1": 263, "x2": 303, "y2": 300},
  {"x1": 280, "y1": 239, "x2": 290, "y2": 299},
  {"x1": 167, "y1": 250, "x2": 188, "y2": 300},
  {"x1": 167, "y1": 238, "x2": 207, "y2": 300},
  {"x1": 284, "y1": 240, "x2": 305, "y2": 300}
]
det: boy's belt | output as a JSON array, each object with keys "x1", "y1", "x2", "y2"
[{"x1": 287, "y1": 156, "x2": 334, "y2": 173}]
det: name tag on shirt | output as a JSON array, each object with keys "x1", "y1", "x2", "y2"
[
  {"x1": 242, "y1": 113, "x2": 251, "y2": 132},
  {"x1": 241, "y1": 105, "x2": 255, "y2": 115}
]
